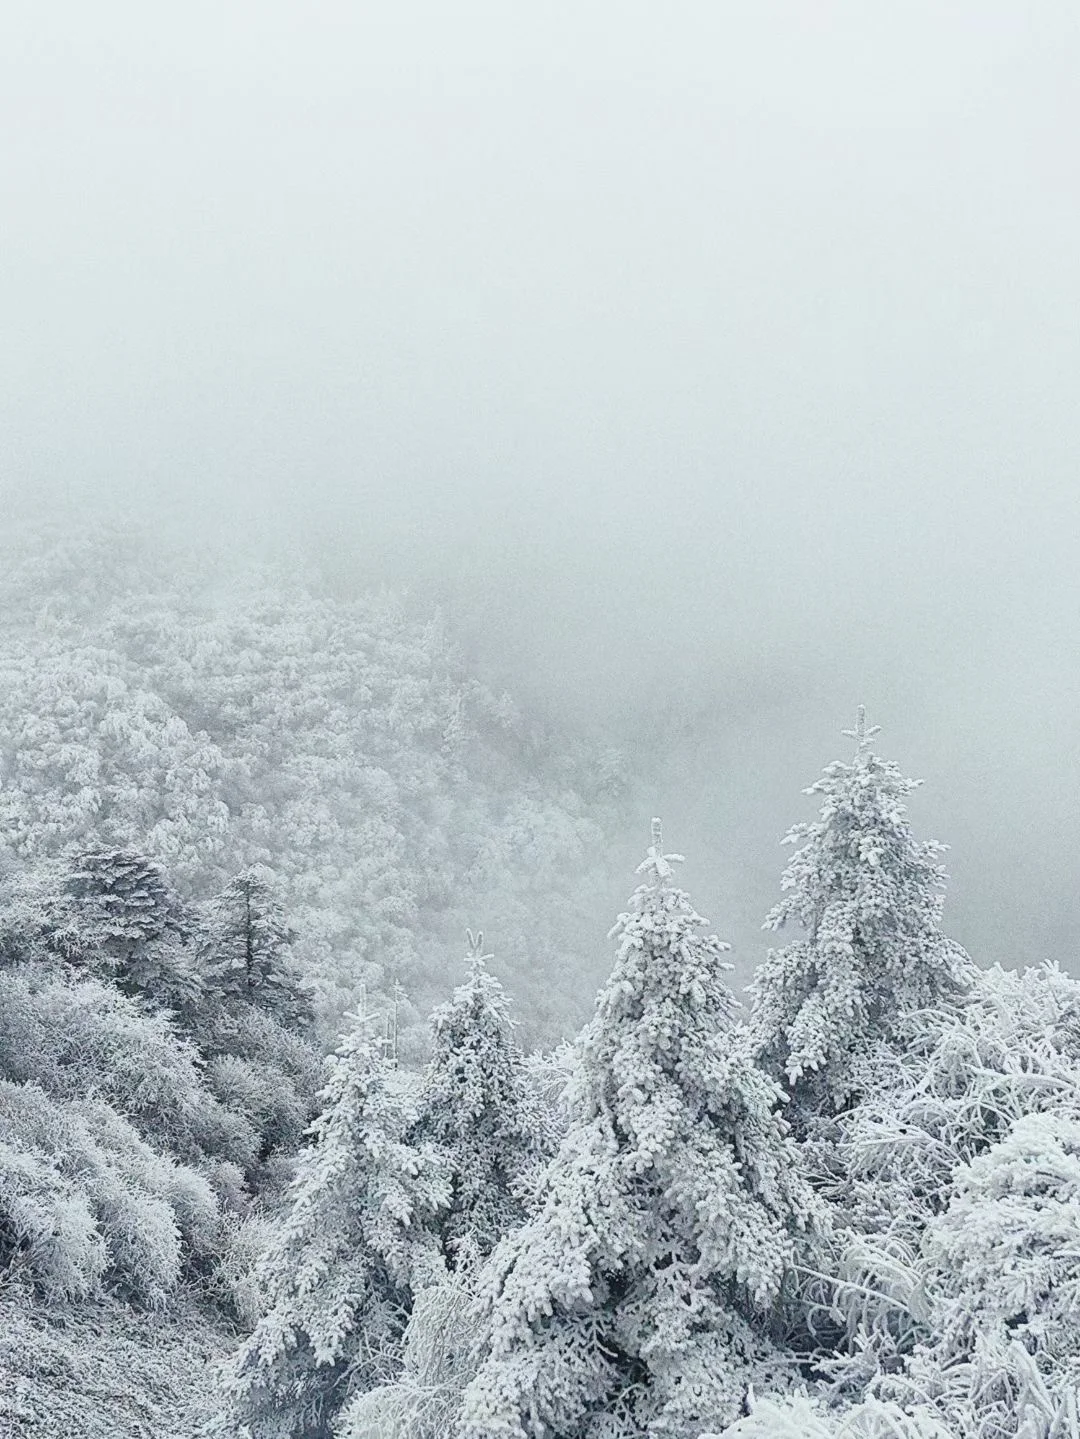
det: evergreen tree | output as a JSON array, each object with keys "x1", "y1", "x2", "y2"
[
  {"x1": 199, "y1": 865, "x2": 311, "y2": 1030},
  {"x1": 47, "y1": 848, "x2": 203, "y2": 1014},
  {"x1": 220, "y1": 1016, "x2": 450, "y2": 1439},
  {"x1": 461, "y1": 824, "x2": 820, "y2": 1439},
  {"x1": 750, "y1": 709, "x2": 973, "y2": 1112},
  {"x1": 62, "y1": 848, "x2": 188, "y2": 953},
  {"x1": 410, "y1": 931, "x2": 553, "y2": 1268}
]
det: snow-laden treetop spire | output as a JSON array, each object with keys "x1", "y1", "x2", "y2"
[
  {"x1": 637, "y1": 816, "x2": 685, "y2": 890},
  {"x1": 464, "y1": 927, "x2": 494, "y2": 977},
  {"x1": 337, "y1": 996, "x2": 387, "y2": 1057},
  {"x1": 841, "y1": 703, "x2": 881, "y2": 759},
  {"x1": 750, "y1": 710, "x2": 973, "y2": 1101},
  {"x1": 341, "y1": 993, "x2": 381, "y2": 1035}
]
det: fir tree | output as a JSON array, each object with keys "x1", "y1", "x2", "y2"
[
  {"x1": 461, "y1": 824, "x2": 820, "y2": 1439},
  {"x1": 62, "y1": 848, "x2": 188, "y2": 952},
  {"x1": 199, "y1": 865, "x2": 311, "y2": 1030},
  {"x1": 750, "y1": 709, "x2": 973, "y2": 1112},
  {"x1": 410, "y1": 930, "x2": 553, "y2": 1268},
  {"x1": 220, "y1": 1015, "x2": 450, "y2": 1439},
  {"x1": 49, "y1": 848, "x2": 203, "y2": 1014}
]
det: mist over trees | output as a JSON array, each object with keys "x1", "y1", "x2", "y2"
[
  {"x1": 4, "y1": 0, "x2": 1080, "y2": 1432},
  {"x1": 0, "y1": 523, "x2": 628, "y2": 1049}
]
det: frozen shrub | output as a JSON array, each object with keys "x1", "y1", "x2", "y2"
[
  {"x1": 90, "y1": 1174, "x2": 182, "y2": 1306},
  {"x1": 205, "y1": 1159, "x2": 250, "y2": 1215},
  {"x1": 783, "y1": 961, "x2": 1080, "y2": 1434},
  {"x1": 0, "y1": 1133, "x2": 106, "y2": 1301},
  {"x1": 0, "y1": 964, "x2": 260, "y2": 1175},
  {"x1": 0, "y1": 1080, "x2": 222, "y2": 1305},
  {"x1": 2, "y1": 1083, "x2": 182, "y2": 1303},
  {"x1": 712, "y1": 1393, "x2": 954, "y2": 1438},
  {"x1": 337, "y1": 1270, "x2": 480, "y2": 1439},
  {"x1": 207, "y1": 1051, "x2": 312, "y2": 1159},
  {"x1": 215, "y1": 998, "x2": 324, "y2": 1088},
  {"x1": 206, "y1": 1208, "x2": 279, "y2": 1329},
  {"x1": 76, "y1": 1095, "x2": 220, "y2": 1265},
  {"x1": 889, "y1": 1113, "x2": 1080, "y2": 1437}
]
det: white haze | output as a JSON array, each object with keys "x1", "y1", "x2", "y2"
[{"x1": 2, "y1": 1, "x2": 1080, "y2": 982}]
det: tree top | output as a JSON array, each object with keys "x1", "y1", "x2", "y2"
[
  {"x1": 634, "y1": 817, "x2": 686, "y2": 890},
  {"x1": 841, "y1": 704, "x2": 882, "y2": 758}
]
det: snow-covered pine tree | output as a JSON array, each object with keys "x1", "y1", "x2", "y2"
[
  {"x1": 328, "y1": 939, "x2": 552, "y2": 1439},
  {"x1": 49, "y1": 848, "x2": 203, "y2": 1014},
  {"x1": 199, "y1": 865, "x2": 311, "y2": 1031},
  {"x1": 750, "y1": 709, "x2": 973, "y2": 1113},
  {"x1": 61, "y1": 848, "x2": 188, "y2": 953},
  {"x1": 220, "y1": 1014, "x2": 451, "y2": 1439},
  {"x1": 409, "y1": 930, "x2": 553, "y2": 1268},
  {"x1": 460, "y1": 823, "x2": 820, "y2": 1439}
]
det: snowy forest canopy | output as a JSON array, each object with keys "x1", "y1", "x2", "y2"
[
  {"x1": 1, "y1": 523, "x2": 1079, "y2": 1439},
  {"x1": 0, "y1": 523, "x2": 635, "y2": 1049}
]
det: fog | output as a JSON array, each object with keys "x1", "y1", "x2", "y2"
[{"x1": 3, "y1": 1, "x2": 1080, "y2": 980}]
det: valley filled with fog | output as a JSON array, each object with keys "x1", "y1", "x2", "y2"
[{"x1": 3, "y1": 4, "x2": 1080, "y2": 1437}]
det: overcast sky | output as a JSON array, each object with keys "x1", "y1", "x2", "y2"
[{"x1": 3, "y1": 1, "x2": 1080, "y2": 980}]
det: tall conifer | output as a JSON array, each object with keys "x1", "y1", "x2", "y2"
[
  {"x1": 220, "y1": 1016, "x2": 449, "y2": 1439},
  {"x1": 50, "y1": 848, "x2": 202, "y2": 1013},
  {"x1": 410, "y1": 931, "x2": 552, "y2": 1267},
  {"x1": 750, "y1": 710, "x2": 972, "y2": 1112},
  {"x1": 199, "y1": 865, "x2": 311, "y2": 1031},
  {"x1": 461, "y1": 825, "x2": 818, "y2": 1439}
]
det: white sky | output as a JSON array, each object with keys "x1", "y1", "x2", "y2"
[{"x1": 3, "y1": 1, "x2": 1080, "y2": 975}]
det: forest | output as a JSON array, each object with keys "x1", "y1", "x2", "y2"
[{"x1": 1, "y1": 524, "x2": 1077, "y2": 1439}]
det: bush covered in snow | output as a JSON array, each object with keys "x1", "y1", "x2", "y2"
[{"x1": 0, "y1": 1080, "x2": 219, "y2": 1304}]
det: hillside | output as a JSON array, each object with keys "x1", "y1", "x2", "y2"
[
  {"x1": 0, "y1": 523, "x2": 628, "y2": 1048},
  {"x1": 0, "y1": 523, "x2": 632, "y2": 1437},
  {"x1": 9, "y1": 526, "x2": 1080, "y2": 1439}
]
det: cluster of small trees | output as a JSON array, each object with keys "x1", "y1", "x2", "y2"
[
  {"x1": 0, "y1": 848, "x2": 321, "y2": 1307},
  {"x1": 217, "y1": 715, "x2": 1080, "y2": 1439}
]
